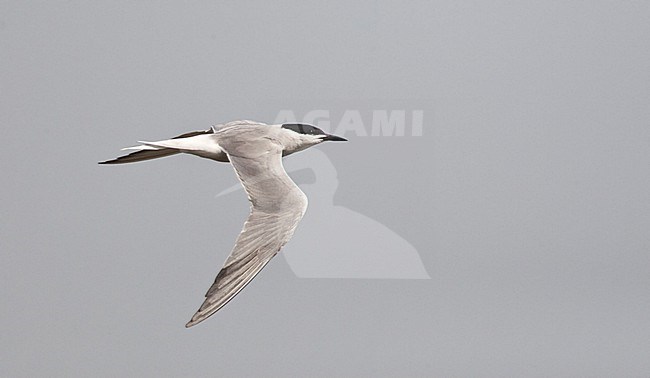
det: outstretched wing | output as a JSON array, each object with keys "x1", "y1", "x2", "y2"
[{"x1": 185, "y1": 142, "x2": 307, "y2": 327}]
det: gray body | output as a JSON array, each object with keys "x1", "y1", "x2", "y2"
[{"x1": 101, "y1": 120, "x2": 320, "y2": 164}]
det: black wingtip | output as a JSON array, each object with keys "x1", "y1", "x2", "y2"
[{"x1": 98, "y1": 159, "x2": 122, "y2": 165}]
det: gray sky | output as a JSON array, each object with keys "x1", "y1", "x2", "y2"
[{"x1": 2, "y1": 1, "x2": 650, "y2": 376}]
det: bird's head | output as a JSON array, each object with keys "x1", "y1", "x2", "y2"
[{"x1": 279, "y1": 123, "x2": 347, "y2": 153}]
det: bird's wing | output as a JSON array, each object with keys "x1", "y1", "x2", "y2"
[
  {"x1": 186, "y1": 142, "x2": 307, "y2": 327},
  {"x1": 98, "y1": 129, "x2": 214, "y2": 164}
]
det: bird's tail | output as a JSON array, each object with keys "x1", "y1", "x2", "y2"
[
  {"x1": 98, "y1": 129, "x2": 214, "y2": 165},
  {"x1": 98, "y1": 144, "x2": 180, "y2": 165}
]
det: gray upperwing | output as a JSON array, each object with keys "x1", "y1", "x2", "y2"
[{"x1": 185, "y1": 145, "x2": 307, "y2": 327}]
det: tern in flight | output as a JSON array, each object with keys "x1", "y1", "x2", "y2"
[{"x1": 100, "y1": 120, "x2": 347, "y2": 327}]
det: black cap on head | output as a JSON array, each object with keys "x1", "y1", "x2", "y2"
[
  {"x1": 281, "y1": 123, "x2": 325, "y2": 136},
  {"x1": 282, "y1": 123, "x2": 347, "y2": 142},
  {"x1": 281, "y1": 123, "x2": 347, "y2": 141}
]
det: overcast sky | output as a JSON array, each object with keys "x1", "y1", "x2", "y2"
[{"x1": 2, "y1": 1, "x2": 650, "y2": 376}]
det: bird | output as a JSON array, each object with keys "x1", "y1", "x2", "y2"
[{"x1": 99, "y1": 120, "x2": 347, "y2": 327}]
